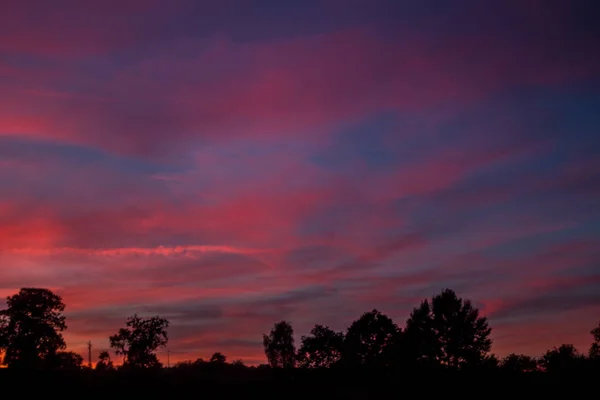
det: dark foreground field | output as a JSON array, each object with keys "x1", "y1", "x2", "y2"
[{"x1": 0, "y1": 368, "x2": 596, "y2": 398}]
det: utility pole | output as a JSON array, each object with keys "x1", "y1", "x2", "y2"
[
  {"x1": 87, "y1": 341, "x2": 92, "y2": 369},
  {"x1": 167, "y1": 350, "x2": 170, "y2": 368}
]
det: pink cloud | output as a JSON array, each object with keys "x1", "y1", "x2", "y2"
[
  {"x1": 0, "y1": 0, "x2": 184, "y2": 57},
  {"x1": 2, "y1": 21, "x2": 596, "y2": 157}
]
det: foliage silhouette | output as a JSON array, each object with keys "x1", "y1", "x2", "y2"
[
  {"x1": 263, "y1": 321, "x2": 296, "y2": 368},
  {"x1": 109, "y1": 314, "x2": 169, "y2": 369},
  {"x1": 96, "y1": 350, "x2": 114, "y2": 370},
  {"x1": 173, "y1": 360, "x2": 196, "y2": 369},
  {"x1": 0, "y1": 285, "x2": 599, "y2": 393},
  {"x1": 404, "y1": 288, "x2": 492, "y2": 368},
  {"x1": 477, "y1": 354, "x2": 500, "y2": 370},
  {"x1": 540, "y1": 344, "x2": 585, "y2": 373},
  {"x1": 297, "y1": 324, "x2": 344, "y2": 368},
  {"x1": 0, "y1": 288, "x2": 67, "y2": 369},
  {"x1": 210, "y1": 352, "x2": 227, "y2": 363},
  {"x1": 45, "y1": 351, "x2": 83, "y2": 370},
  {"x1": 342, "y1": 309, "x2": 400, "y2": 367},
  {"x1": 500, "y1": 353, "x2": 538, "y2": 373},
  {"x1": 231, "y1": 359, "x2": 245, "y2": 367},
  {"x1": 590, "y1": 321, "x2": 600, "y2": 359}
]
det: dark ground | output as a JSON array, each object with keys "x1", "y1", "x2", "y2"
[{"x1": 0, "y1": 369, "x2": 595, "y2": 398}]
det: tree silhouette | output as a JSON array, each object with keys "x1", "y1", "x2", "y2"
[
  {"x1": 263, "y1": 321, "x2": 296, "y2": 368},
  {"x1": 173, "y1": 360, "x2": 195, "y2": 369},
  {"x1": 45, "y1": 351, "x2": 83, "y2": 370},
  {"x1": 403, "y1": 299, "x2": 439, "y2": 367},
  {"x1": 342, "y1": 309, "x2": 400, "y2": 367},
  {"x1": 478, "y1": 354, "x2": 499, "y2": 370},
  {"x1": 590, "y1": 321, "x2": 600, "y2": 358},
  {"x1": 297, "y1": 324, "x2": 344, "y2": 368},
  {"x1": 0, "y1": 315, "x2": 7, "y2": 348},
  {"x1": 500, "y1": 353, "x2": 538, "y2": 373},
  {"x1": 0, "y1": 288, "x2": 67, "y2": 369},
  {"x1": 540, "y1": 344, "x2": 585, "y2": 373},
  {"x1": 96, "y1": 350, "x2": 114, "y2": 370},
  {"x1": 210, "y1": 352, "x2": 227, "y2": 363},
  {"x1": 231, "y1": 359, "x2": 245, "y2": 367},
  {"x1": 404, "y1": 289, "x2": 492, "y2": 368},
  {"x1": 109, "y1": 314, "x2": 169, "y2": 369}
]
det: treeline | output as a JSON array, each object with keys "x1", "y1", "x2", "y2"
[
  {"x1": 1, "y1": 287, "x2": 599, "y2": 376},
  {"x1": 258, "y1": 288, "x2": 600, "y2": 374}
]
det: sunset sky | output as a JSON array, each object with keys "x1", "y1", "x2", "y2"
[{"x1": 1, "y1": 0, "x2": 599, "y2": 366}]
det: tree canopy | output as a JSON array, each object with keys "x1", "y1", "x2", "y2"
[
  {"x1": 109, "y1": 314, "x2": 169, "y2": 369},
  {"x1": 500, "y1": 353, "x2": 538, "y2": 373},
  {"x1": 297, "y1": 325, "x2": 344, "y2": 368},
  {"x1": 45, "y1": 351, "x2": 84, "y2": 370},
  {"x1": 263, "y1": 321, "x2": 296, "y2": 368},
  {"x1": 210, "y1": 352, "x2": 227, "y2": 364},
  {"x1": 342, "y1": 309, "x2": 400, "y2": 367},
  {"x1": 96, "y1": 350, "x2": 114, "y2": 371},
  {"x1": 404, "y1": 289, "x2": 492, "y2": 368},
  {"x1": 0, "y1": 288, "x2": 67, "y2": 368},
  {"x1": 540, "y1": 344, "x2": 585, "y2": 373}
]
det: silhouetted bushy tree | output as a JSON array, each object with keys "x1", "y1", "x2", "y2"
[
  {"x1": 342, "y1": 309, "x2": 400, "y2": 367},
  {"x1": 45, "y1": 351, "x2": 83, "y2": 370},
  {"x1": 297, "y1": 324, "x2": 344, "y2": 368},
  {"x1": 404, "y1": 289, "x2": 492, "y2": 368},
  {"x1": 500, "y1": 353, "x2": 538, "y2": 373},
  {"x1": 478, "y1": 354, "x2": 499, "y2": 370},
  {"x1": 0, "y1": 288, "x2": 67, "y2": 369},
  {"x1": 96, "y1": 350, "x2": 114, "y2": 371},
  {"x1": 109, "y1": 314, "x2": 169, "y2": 369},
  {"x1": 210, "y1": 352, "x2": 227, "y2": 364},
  {"x1": 540, "y1": 344, "x2": 585, "y2": 373},
  {"x1": 263, "y1": 321, "x2": 296, "y2": 368}
]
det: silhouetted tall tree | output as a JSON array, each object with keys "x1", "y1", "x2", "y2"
[
  {"x1": 0, "y1": 288, "x2": 67, "y2": 369},
  {"x1": 297, "y1": 325, "x2": 344, "y2": 368},
  {"x1": 96, "y1": 350, "x2": 114, "y2": 370},
  {"x1": 342, "y1": 309, "x2": 400, "y2": 367},
  {"x1": 263, "y1": 321, "x2": 296, "y2": 368},
  {"x1": 500, "y1": 353, "x2": 538, "y2": 373},
  {"x1": 590, "y1": 321, "x2": 600, "y2": 358},
  {"x1": 210, "y1": 352, "x2": 227, "y2": 364},
  {"x1": 540, "y1": 344, "x2": 585, "y2": 373},
  {"x1": 109, "y1": 314, "x2": 169, "y2": 369},
  {"x1": 403, "y1": 299, "x2": 439, "y2": 367},
  {"x1": 404, "y1": 289, "x2": 492, "y2": 368}
]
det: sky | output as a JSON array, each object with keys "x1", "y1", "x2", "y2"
[{"x1": 1, "y1": 0, "x2": 599, "y2": 366}]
